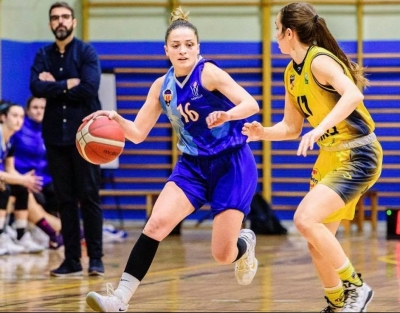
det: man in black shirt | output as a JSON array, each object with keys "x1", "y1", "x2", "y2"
[{"x1": 30, "y1": 1, "x2": 104, "y2": 277}]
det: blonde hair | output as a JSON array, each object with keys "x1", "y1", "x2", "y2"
[
  {"x1": 165, "y1": 6, "x2": 199, "y2": 43},
  {"x1": 170, "y1": 6, "x2": 190, "y2": 23}
]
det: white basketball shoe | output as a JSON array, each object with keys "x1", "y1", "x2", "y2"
[
  {"x1": 86, "y1": 283, "x2": 129, "y2": 312},
  {"x1": 235, "y1": 229, "x2": 258, "y2": 285}
]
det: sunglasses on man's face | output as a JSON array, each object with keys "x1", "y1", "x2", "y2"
[{"x1": 50, "y1": 14, "x2": 73, "y2": 22}]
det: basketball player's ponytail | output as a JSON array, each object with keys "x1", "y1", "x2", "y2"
[
  {"x1": 280, "y1": 2, "x2": 369, "y2": 88},
  {"x1": 165, "y1": 6, "x2": 199, "y2": 44}
]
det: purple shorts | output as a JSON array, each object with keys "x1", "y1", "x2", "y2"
[{"x1": 167, "y1": 144, "x2": 258, "y2": 218}]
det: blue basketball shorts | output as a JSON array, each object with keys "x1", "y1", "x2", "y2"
[{"x1": 167, "y1": 144, "x2": 258, "y2": 218}]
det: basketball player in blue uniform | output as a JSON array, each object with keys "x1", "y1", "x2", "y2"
[
  {"x1": 242, "y1": 2, "x2": 382, "y2": 312},
  {"x1": 84, "y1": 6, "x2": 260, "y2": 312}
]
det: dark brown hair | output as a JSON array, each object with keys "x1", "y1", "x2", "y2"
[
  {"x1": 279, "y1": 2, "x2": 368, "y2": 87},
  {"x1": 49, "y1": 1, "x2": 75, "y2": 20},
  {"x1": 26, "y1": 96, "x2": 45, "y2": 110},
  {"x1": 0, "y1": 100, "x2": 23, "y2": 117},
  {"x1": 165, "y1": 6, "x2": 199, "y2": 44}
]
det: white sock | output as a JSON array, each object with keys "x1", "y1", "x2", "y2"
[
  {"x1": 0, "y1": 217, "x2": 5, "y2": 232},
  {"x1": 15, "y1": 219, "x2": 28, "y2": 229},
  {"x1": 115, "y1": 272, "x2": 140, "y2": 304}
]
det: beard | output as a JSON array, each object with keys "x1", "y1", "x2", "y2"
[{"x1": 52, "y1": 25, "x2": 74, "y2": 41}]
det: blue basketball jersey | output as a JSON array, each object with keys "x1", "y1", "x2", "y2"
[{"x1": 159, "y1": 56, "x2": 248, "y2": 157}]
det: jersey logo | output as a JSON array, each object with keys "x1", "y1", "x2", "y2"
[
  {"x1": 319, "y1": 126, "x2": 339, "y2": 141},
  {"x1": 310, "y1": 167, "x2": 320, "y2": 189},
  {"x1": 190, "y1": 81, "x2": 203, "y2": 100},
  {"x1": 163, "y1": 89, "x2": 173, "y2": 106},
  {"x1": 343, "y1": 172, "x2": 352, "y2": 179},
  {"x1": 290, "y1": 75, "x2": 295, "y2": 90},
  {"x1": 305, "y1": 73, "x2": 309, "y2": 84}
]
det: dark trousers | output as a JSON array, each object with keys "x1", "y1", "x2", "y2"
[{"x1": 46, "y1": 144, "x2": 103, "y2": 260}]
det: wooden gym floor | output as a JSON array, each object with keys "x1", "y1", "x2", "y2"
[{"x1": 0, "y1": 220, "x2": 399, "y2": 312}]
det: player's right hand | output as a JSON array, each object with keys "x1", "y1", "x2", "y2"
[
  {"x1": 242, "y1": 121, "x2": 264, "y2": 142},
  {"x1": 82, "y1": 110, "x2": 117, "y2": 122},
  {"x1": 24, "y1": 170, "x2": 43, "y2": 193}
]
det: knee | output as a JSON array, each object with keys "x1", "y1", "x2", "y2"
[
  {"x1": 293, "y1": 211, "x2": 313, "y2": 237},
  {"x1": 212, "y1": 246, "x2": 236, "y2": 264},
  {"x1": 143, "y1": 216, "x2": 169, "y2": 241}
]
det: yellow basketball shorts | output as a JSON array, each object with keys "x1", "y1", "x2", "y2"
[{"x1": 310, "y1": 140, "x2": 383, "y2": 223}]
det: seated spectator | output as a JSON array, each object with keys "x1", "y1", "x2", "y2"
[
  {"x1": 0, "y1": 100, "x2": 44, "y2": 255},
  {"x1": 10, "y1": 96, "x2": 63, "y2": 249}
]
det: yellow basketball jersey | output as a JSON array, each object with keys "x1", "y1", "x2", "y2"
[{"x1": 284, "y1": 46, "x2": 375, "y2": 148}]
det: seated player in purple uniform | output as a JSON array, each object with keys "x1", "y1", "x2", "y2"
[
  {"x1": 0, "y1": 100, "x2": 44, "y2": 255},
  {"x1": 84, "y1": 6, "x2": 260, "y2": 313},
  {"x1": 11, "y1": 96, "x2": 63, "y2": 249}
]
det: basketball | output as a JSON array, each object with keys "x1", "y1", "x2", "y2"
[{"x1": 76, "y1": 116, "x2": 125, "y2": 165}]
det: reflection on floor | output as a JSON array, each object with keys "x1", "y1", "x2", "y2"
[{"x1": 0, "y1": 220, "x2": 399, "y2": 312}]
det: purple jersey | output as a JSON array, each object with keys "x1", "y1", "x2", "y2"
[{"x1": 159, "y1": 56, "x2": 248, "y2": 157}]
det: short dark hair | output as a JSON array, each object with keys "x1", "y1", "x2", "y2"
[
  {"x1": 0, "y1": 99, "x2": 23, "y2": 116},
  {"x1": 49, "y1": 1, "x2": 74, "y2": 20},
  {"x1": 26, "y1": 96, "x2": 36, "y2": 110}
]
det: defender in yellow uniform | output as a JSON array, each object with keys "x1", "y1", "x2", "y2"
[
  {"x1": 285, "y1": 45, "x2": 383, "y2": 222},
  {"x1": 242, "y1": 2, "x2": 382, "y2": 312}
]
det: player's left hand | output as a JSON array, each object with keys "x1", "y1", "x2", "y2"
[
  {"x1": 206, "y1": 111, "x2": 230, "y2": 128},
  {"x1": 297, "y1": 127, "x2": 325, "y2": 156}
]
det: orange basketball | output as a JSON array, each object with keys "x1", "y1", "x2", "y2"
[{"x1": 76, "y1": 116, "x2": 125, "y2": 165}]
